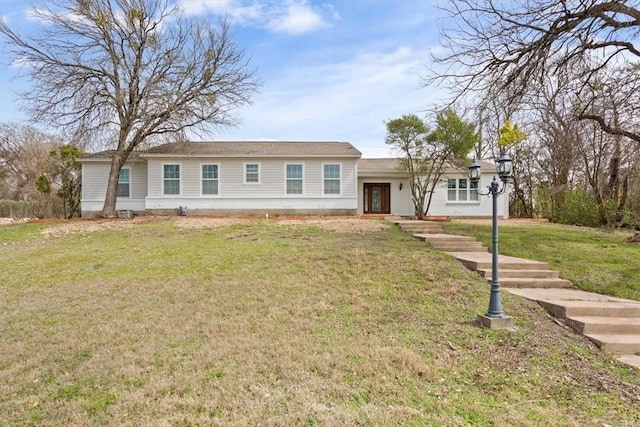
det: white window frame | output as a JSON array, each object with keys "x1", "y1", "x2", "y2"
[
  {"x1": 447, "y1": 177, "x2": 479, "y2": 202},
  {"x1": 163, "y1": 163, "x2": 181, "y2": 196},
  {"x1": 244, "y1": 162, "x2": 261, "y2": 184},
  {"x1": 117, "y1": 168, "x2": 131, "y2": 198},
  {"x1": 285, "y1": 163, "x2": 304, "y2": 196},
  {"x1": 323, "y1": 163, "x2": 341, "y2": 196},
  {"x1": 201, "y1": 163, "x2": 220, "y2": 196}
]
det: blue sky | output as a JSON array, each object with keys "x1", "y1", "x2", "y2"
[{"x1": 0, "y1": 0, "x2": 448, "y2": 157}]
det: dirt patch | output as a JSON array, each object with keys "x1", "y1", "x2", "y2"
[
  {"x1": 173, "y1": 217, "x2": 244, "y2": 229},
  {"x1": 626, "y1": 232, "x2": 640, "y2": 244},
  {"x1": 39, "y1": 217, "x2": 155, "y2": 237},
  {"x1": 0, "y1": 218, "x2": 29, "y2": 226},
  {"x1": 36, "y1": 216, "x2": 389, "y2": 236},
  {"x1": 276, "y1": 218, "x2": 389, "y2": 233}
]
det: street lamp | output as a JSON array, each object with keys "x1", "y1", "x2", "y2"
[{"x1": 468, "y1": 154, "x2": 513, "y2": 328}]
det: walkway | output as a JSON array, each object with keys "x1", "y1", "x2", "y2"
[{"x1": 394, "y1": 219, "x2": 640, "y2": 370}]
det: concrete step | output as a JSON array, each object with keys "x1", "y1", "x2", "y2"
[
  {"x1": 498, "y1": 277, "x2": 572, "y2": 289},
  {"x1": 413, "y1": 233, "x2": 476, "y2": 242},
  {"x1": 478, "y1": 269, "x2": 560, "y2": 279},
  {"x1": 433, "y1": 245, "x2": 487, "y2": 252},
  {"x1": 396, "y1": 221, "x2": 444, "y2": 233},
  {"x1": 566, "y1": 316, "x2": 640, "y2": 334},
  {"x1": 537, "y1": 300, "x2": 640, "y2": 318},
  {"x1": 454, "y1": 256, "x2": 550, "y2": 272},
  {"x1": 584, "y1": 333, "x2": 640, "y2": 354}
]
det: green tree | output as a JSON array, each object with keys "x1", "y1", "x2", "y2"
[
  {"x1": 1, "y1": 0, "x2": 258, "y2": 217},
  {"x1": 385, "y1": 110, "x2": 478, "y2": 217},
  {"x1": 37, "y1": 145, "x2": 83, "y2": 218}
]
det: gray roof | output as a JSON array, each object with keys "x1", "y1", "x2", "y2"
[
  {"x1": 358, "y1": 158, "x2": 400, "y2": 171},
  {"x1": 142, "y1": 141, "x2": 361, "y2": 157},
  {"x1": 357, "y1": 158, "x2": 497, "y2": 172}
]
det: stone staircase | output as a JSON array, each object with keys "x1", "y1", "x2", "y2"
[
  {"x1": 394, "y1": 220, "x2": 640, "y2": 368},
  {"x1": 451, "y1": 252, "x2": 572, "y2": 289},
  {"x1": 509, "y1": 289, "x2": 640, "y2": 366}
]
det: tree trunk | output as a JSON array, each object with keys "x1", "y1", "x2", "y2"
[{"x1": 101, "y1": 153, "x2": 127, "y2": 217}]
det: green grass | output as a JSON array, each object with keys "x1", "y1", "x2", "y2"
[
  {"x1": 443, "y1": 221, "x2": 640, "y2": 301},
  {"x1": 0, "y1": 218, "x2": 639, "y2": 426}
]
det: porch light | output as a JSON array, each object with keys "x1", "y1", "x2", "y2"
[{"x1": 399, "y1": 182, "x2": 403, "y2": 191}]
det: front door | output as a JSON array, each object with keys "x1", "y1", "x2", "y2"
[{"x1": 363, "y1": 183, "x2": 390, "y2": 214}]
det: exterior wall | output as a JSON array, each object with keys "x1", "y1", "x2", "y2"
[
  {"x1": 144, "y1": 157, "x2": 359, "y2": 214},
  {"x1": 357, "y1": 173, "x2": 510, "y2": 218},
  {"x1": 357, "y1": 178, "x2": 413, "y2": 215},
  {"x1": 430, "y1": 173, "x2": 509, "y2": 218},
  {"x1": 81, "y1": 162, "x2": 147, "y2": 216}
]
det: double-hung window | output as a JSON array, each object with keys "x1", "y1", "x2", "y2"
[
  {"x1": 117, "y1": 168, "x2": 130, "y2": 197},
  {"x1": 163, "y1": 164, "x2": 180, "y2": 195},
  {"x1": 286, "y1": 164, "x2": 303, "y2": 195},
  {"x1": 245, "y1": 163, "x2": 260, "y2": 184},
  {"x1": 323, "y1": 164, "x2": 341, "y2": 195},
  {"x1": 447, "y1": 178, "x2": 478, "y2": 202},
  {"x1": 202, "y1": 164, "x2": 219, "y2": 195}
]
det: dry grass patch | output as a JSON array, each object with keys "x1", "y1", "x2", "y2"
[{"x1": 0, "y1": 218, "x2": 639, "y2": 426}]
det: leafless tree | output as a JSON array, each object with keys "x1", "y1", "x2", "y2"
[
  {"x1": 0, "y1": 123, "x2": 59, "y2": 205},
  {"x1": 1, "y1": 0, "x2": 259, "y2": 217},
  {"x1": 429, "y1": 0, "x2": 640, "y2": 145}
]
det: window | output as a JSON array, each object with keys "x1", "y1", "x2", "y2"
[
  {"x1": 286, "y1": 164, "x2": 303, "y2": 195},
  {"x1": 447, "y1": 178, "x2": 478, "y2": 202},
  {"x1": 323, "y1": 164, "x2": 341, "y2": 195},
  {"x1": 202, "y1": 164, "x2": 219, "y2": 195},
  {"x1": 163, "y1": 164, "x2": 180, "y2": 195},
  {"x1": 117, "y1": 168, "x2": 130, "y2": 197},
  {"x1": 245, "y1": 163, "x2": 260, "y2": 183}
]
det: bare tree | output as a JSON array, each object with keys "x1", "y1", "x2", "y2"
[
  {"x1": 430, "y1": 0, "x2": 640, "y2": 145},
  {"x1": 1, "y1": 0, "x2": 259, "y2": 217},
  {"x1": 0, "y1": 123, "x2": 59, "y2": 202}
]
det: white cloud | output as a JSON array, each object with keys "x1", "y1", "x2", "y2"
[
  {"x1": 177, "y1": 0, "x2": 262, "y2": 24},
  {"x1": 267, "y1": 1, "x2": 328, "y2": 34},
  {"x1": 220, "y1": 46, "x2": 444, "y2": 157},
  {"x1": 177, "y1": 0, "x2": 330, "y2": 35}
]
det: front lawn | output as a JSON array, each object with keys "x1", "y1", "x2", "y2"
[
  {"x1": 443, "y1": 220, "x2": 640, "y2": 301},
  {"x1": 0, "y1": 218, "x2": 638, "y2": 426}
]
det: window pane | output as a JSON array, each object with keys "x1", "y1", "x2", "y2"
[
  {"x1": 164, "y1": 180, "x2": 180, "y2": 195},
  {"x1": 117, "y1": 183, "x2": 130, "y2": 197},
  {"x1": 324, "y1": 164, "x2": 340, "y2": 179},
  {"x1": 202, "y1": 165, "x2": 218, "y2": 179},
  {"x1": 164, "y1": 165, "x2": 179, "y2": 179},
  {"x1": 470, "y1": 181, "x2": 479, "y2": 201},
  {"x1": 287, "y1": 180, "x2": 303, "y2": 194},
  {"x1": 246, "y1": 164, "x2": 259, "y2": 182},
  {"x1": 447, "y1": 178, "x2": 456, "y2": 201},
  {"x1": 287, "y1": 164, "x2": 302, "y2": 179},
  {"x1": 118, "y1": 169, "x2": 130, "y2": 184},
  {"x1": 458, "y1": 178, "x2": 468, "y2": 201},
  {"x1": 324, "y1": 180, "x2": 340, "y2": 194},
  {"x1": 202, "y1": 180, "x2": 218, "y2": 195},
  {"x1": 117, "y1": 169, "x2": 130, "y2": 197}
]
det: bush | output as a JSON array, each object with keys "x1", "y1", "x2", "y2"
[{"x1": 555, "y1": 189, "x2": 601, "y2": 227}]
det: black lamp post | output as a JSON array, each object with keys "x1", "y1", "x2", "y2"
[{"x1": 468, "y1": 154, "x2": 513, "y2": 322}]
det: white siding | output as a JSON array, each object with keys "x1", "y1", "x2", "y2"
[
  {"x1": 144, "y1": 157, "x2": 359, "y2": 212},
  {"x1": 81, "y1": 161, "x2": 147, "y2": 214}
]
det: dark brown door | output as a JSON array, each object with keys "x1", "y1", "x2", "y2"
[{"x1": 363, "y1": 183, "x2": 390, "y2": 214}]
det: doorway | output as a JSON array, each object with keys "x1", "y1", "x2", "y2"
[{"x1": 363, "y1": 183, "x2": 390, "y2": 214}]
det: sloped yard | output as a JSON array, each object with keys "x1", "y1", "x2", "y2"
[{"x1": 0, "y1": 218, "x2": 638, "y2": 426}]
